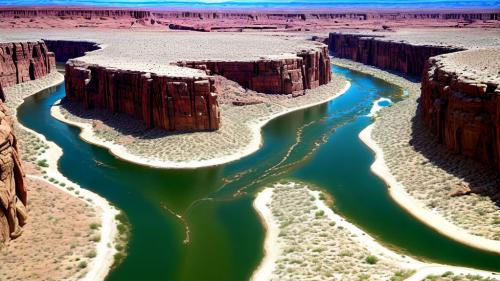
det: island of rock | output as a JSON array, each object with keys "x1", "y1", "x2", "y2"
[{"x1": 63, "y1": 42, "x2": 331, "y2": 131}]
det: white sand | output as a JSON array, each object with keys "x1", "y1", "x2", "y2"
[{"x1": 3, "y1": 73, "x2": 119, "y2": 281}]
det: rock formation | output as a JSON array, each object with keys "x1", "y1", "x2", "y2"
[
  {"x1": 328, "y1": 33, "x2": 463, "y2": 76},
  {"x1": 178, "y1": 46, "x2": 331, "y2": 96},
  {"x1": 0, "y1": 8, "x2": 497, "y2": 22},
  {"x1": 0, "y1": 41, "x2": 56, "y2": 87},
  {"x1": 0, "y1": 97, "x2": 27, "y2": 245},
  {"x1": 420, "y1": 49, "x2": 500, "y2": 173},
  {"x1": 43, "y1": 40, "x2": 100, "y2": 63},
  {"x1": 1, "y1": 8, "x2": 498, "y2": 30},
  {"x1": 64, "y1": 62, "x2": 220, "y2": 131}
]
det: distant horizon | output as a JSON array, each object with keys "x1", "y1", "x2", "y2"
[{"x1": 2, "y1": 0, "x2": 499, "y2": 10}]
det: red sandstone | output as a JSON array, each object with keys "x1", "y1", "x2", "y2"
[
  {"x1": 178, "y1": 46, "x2": 331, "y2": 96},
  {"x1": 0, "y1": 41, "x2": 56, "y2": 88},
  {"x1": 420, "y1": 57, "x2": 500, "y2": 173},
  {"x1": 0, "y1": 7, "x2": 498, "y2": 30},
  {"x1": 328, "y1": 33, "x2": 464, "y2": 76},
  {"x1": 64, "y1": 62, "x2": 220, "y2": 131}
]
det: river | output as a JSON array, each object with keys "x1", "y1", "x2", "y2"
[{"x1": 17, "y1": 65, "x2": 500, "y2": 281}]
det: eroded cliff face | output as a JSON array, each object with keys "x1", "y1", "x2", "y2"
[
  {"x1": 0, "y1": 41, "x2": 56, "y2": 87},
  {"x1": 43, "y1": 40, "x2": 100, "y2": 63},
  {"x1": 65, "y1": 62, "x2": 220, "y2": 131},
  {"x1": 420, "y1": 53, "x2": 500, "y2": 173},
  {"x1": 328, "y1": 33, "x2": 463, "y2": 76},
  {"x1": 178, "y1": 46, "x2": 331, "y2": 96},
  {"x1": 0, "y1": 8, "x2": 498, "y2": 21},
  {"x1": 0, "y1": 99, "x2": 27, "y2": 245}
]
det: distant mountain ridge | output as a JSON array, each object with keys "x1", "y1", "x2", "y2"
[{"x1": 2, "y1": 0, "x2": 499, "y2": 9}]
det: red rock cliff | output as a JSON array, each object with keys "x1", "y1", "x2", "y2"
[
  {"x1": 0, "y1": 8, "x2": 498, "y2": 21},
  {"x1": 0, "y1": 41, "x2": 56, "y2": 88},
  {"x1": 0, "y1": 99, "x2": 27, "y2": 245},
  {"x1": 65, "y1": 62, "x2": 220, "y2": 131},
  {"x1": 328, "y1": 33, "x2": 463, "y2": 76},
  {"x1": 420, "y1": 52, "x2": 500, "y2": 173},
  {"x1": 178, "y1": 46, "x2": 331, "y2": 96}
]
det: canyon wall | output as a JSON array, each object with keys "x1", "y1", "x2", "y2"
[
  {"x1": 43, "y1": 40, "x2": 100, "y2": 63},
  {"x1": 420, "y1": 55, "x2": 500, "y2": 173},
  {"x1": 0, "y1": 8, "x2": 498, "y2": 21},
  {"x1": 328, "y1": 33, "x2": 463, "y2": 76},
  {"x1": 178, "y1": 46, "x2": 331, "y2": 96},
  {"x1": 0, "y1": 99, "x2": 27, "y2": 245},
  {"x1": 65, "y1": 62, "x2": 220, "y2": 131},
  {"x1": 0, "y1": 41, "x2": 56, "y2": 88}
]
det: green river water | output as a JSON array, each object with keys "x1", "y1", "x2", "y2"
[{"x1": 17, "y1": 65, "x2": 500, "y2": 280}]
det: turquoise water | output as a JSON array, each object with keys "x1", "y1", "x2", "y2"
[
  {"x1": 3, "y1": 0, "x2": 498, "y2": 9},
  {"x1": 17, "y1": 65, "x2": 500, "y2": 280}
]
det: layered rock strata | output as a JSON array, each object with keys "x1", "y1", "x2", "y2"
[
  {"x1": 0, "y1": 41, "x2": 56, "y2": 87},
  {"x1": 328, "y1": 33, "x2": 463, "y2": 76},
  {"x1": 178, "y1": 46, "x2": 331, "y2": 96},
  {"x1": 0, "y1": 99, "x2": 27, "y2": 245},
  {"x1": 0, "y1": 8, "x2": 498, "y2": 21},
  {"x1": 43, "y1": 40, "x2": 100, "y2": 63},
  {"x1": 65, "y1": 62, "x2": 220, "y2": 131},
  {"x1": 420, "y1": 49, "x2": 500, "y2": 173}
]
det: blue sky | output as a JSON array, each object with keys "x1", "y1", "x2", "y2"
[{"x1": 2, "y1": 0, "x2": 499, "y2": 8}]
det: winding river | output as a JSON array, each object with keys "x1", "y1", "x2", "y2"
[{"x1": 17, "y1": 65, "x2": 500, "y2": 280}]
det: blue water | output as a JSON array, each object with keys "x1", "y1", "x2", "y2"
[
  {"x1": 378, "y1": 100, "x2": 391, "y2": 107},
  {"x1": 2, "y1": 0, "x2": 498, "y2": 9}
]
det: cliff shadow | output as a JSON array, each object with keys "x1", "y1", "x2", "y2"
[
  {"x1": 409, "y1": 105, "x2": 500, "y2": 206},
  {"x1": 58, "y1": 99, "x2": 207, "y2": 140}
]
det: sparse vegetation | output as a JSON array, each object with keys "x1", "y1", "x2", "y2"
[
  {"x1": 36, "y1": 159, "x2": 49, "y2": 168},
  {"x1": 112, "y1": 211, "x2": 131, "y2": 269},
  {"x1": 390, "y1": 270, "x2": 416, "y2": 281}
]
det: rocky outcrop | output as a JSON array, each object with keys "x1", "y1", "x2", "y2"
[
  {"x1": 178, "y1": 46, "x2": 331, "y2": 96},
  {"x1": 0, "y1": 41, "x2": 56, "y2": 87},
  {"x1": 43, "y1": 40, "x2": 100, "y2": 63},
  {"x1": 328, "y1": 33, "x2": 463, "y2": 76},
  {"x1": 64, "y1": 62, "x2": 220, "y2": 131},
  {"x1": 0, "y1": 99, "x2": 27, "y2": 245},
  {"x1": 420, "y1": 51, "x2": 500, "y2": 173}
]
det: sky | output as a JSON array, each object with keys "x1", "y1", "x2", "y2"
[{"x1": 1, "y1": 0, "x2": 499, "y2": 9}]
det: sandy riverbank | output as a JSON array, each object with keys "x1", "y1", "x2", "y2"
[
  {"x1": 0, "y1": 72, "x2": 119, "y2": 281},
  {"x1": 360, "y1": 125, "x2": 500, "y2": 254},
  {"x1": 52, "y1": 76, "x2": 350, "y2": 169},
  {"x1": 252, "y1": 181, "x2": 500, "y2": 281},
  {"x1": 329, "y1": 57, "x2": 500, "y2": 253}
]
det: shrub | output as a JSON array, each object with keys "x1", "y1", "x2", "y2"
[
  {"x1": 36, "y1": 159, "x2": 49, "y2": 168},
  {"x1": 86, "y1": 250, "x2": 97, "y2": 258},
  {"x1": 315, "y1": 210, "x2": 325, "y2": 218},
  {"x1": 365, "y1": 255, "x2": 378, "y2": 264},
  {"x1": 78, "y1": 261, "x2": 87, "y2": 269}
]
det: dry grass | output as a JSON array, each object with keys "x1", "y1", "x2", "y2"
[
  {"x1": 0, "y1": 177, "x2": 99, "y2": 281},
  {"x1": 266, "y1": 182, "x2": 408, "y2": 281}
]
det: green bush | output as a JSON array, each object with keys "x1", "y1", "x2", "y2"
[{"x1": 365, "y1": 255, "x2": 378, "y2": 264}]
